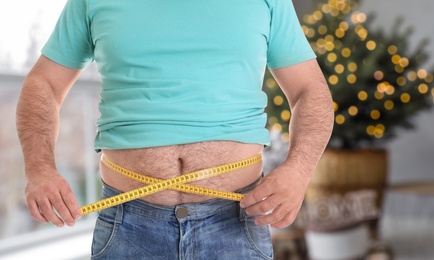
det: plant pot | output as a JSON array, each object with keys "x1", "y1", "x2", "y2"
[{"x1": 303, "y1": 148, "x2": 388, "y2": 235}]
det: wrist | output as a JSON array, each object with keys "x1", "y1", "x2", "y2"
[
  {"x1": 24, "y1": 161, "x2": 58, "y2": 179},
  {"x1": 283, "y1": 150, "x2": 317, "y2": 179}
]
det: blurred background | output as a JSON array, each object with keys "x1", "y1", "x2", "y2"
[{"x1": 0, "y1": 0, "x2": 433, "y2": 259}]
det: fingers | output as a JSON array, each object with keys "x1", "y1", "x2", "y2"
[
  {"x1": 25, "y1": 177, "x2": 81, "y2": 227},
  {"x1": 27, "y1": 200, "x2": 48, "y2": 223},
  {"x1": 254, "y1": 204, "x2": 294, "y2": 227},
  {"x1": 270, "y1": 212, "x2": 296, "y2": 229},
  {"x1": 240, "y1": 182, "x2": 272, "y2": 209},
  {"x1": 37, "y1": 196, "x2": 65, "y2": 227},
  {"x1": 244, "y1": 194, "x2": 296, "y2": 227},
  {"x1": 240, "y1": 173, "x2": 304, "y2": 228},
  {"x1": 244, "y1": 194, "x2": 280, "y2": 216},
  {"x1": 60, "y1": 188, "x2": 82, "y2": 221}
]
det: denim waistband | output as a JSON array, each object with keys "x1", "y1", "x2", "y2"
[{"x1": 100, "y1": 175, "x2": 261, "y2": 221}]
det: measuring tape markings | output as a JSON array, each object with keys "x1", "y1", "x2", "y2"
[
  {"x1": 80, "y1": 154, "x2": 262, "y2": 216},
  {"x1": 101, "y1": 155, "x2": 248, "y2": 201}
]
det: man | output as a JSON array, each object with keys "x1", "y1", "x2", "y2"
[{"x1": 16, "y1": 0, "x2": 334, "y2": 259}]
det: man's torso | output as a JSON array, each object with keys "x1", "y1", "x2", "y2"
[{"x1": 101, "y1": 141, "x2": 263, "y2": 205}]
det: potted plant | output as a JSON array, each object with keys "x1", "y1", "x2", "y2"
[{"x1": 263, "y1": 0, "x2": 434, "y2": 236}]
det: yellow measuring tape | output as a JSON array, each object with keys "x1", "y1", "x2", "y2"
[{"x1": 80, "y1": 154, "x2": 262, "y2": 216}]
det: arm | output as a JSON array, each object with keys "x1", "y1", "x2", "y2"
[
  {"x1": 16, "y1": 55, "x2": 83, "y2": 227},
  {"x1": 240, "y1": 59, "x2": 334, "y2": 228}
]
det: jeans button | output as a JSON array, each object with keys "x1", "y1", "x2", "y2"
[{"x1": 176, "y1": 207, "x2": 188, "y2": 219}]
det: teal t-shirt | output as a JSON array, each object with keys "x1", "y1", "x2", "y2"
[{"x1": 42, "y1": 0, "x2": 316, "y2": 151}]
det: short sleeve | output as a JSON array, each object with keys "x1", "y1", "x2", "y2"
[
  {"x1": 267, "y1": 0, "x2": 316, "y2": 69},
  {"x1": 41, "y1": 0, "x2": 94, "y2": 69}
]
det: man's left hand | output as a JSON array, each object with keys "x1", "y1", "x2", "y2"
[{"x1": 240, "y1": 163, "x2": 310, "y2": 229}]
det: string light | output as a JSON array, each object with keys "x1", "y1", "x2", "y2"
[
  {"x1": 400, "y1": 93, "x2": 411, "y2": 103},
  {"x1": 388, "y1": 45, "x2": 398, "y2": 55},
  {"x1": 391, "y1": 54, "x2": 401, "y2": 64},
  {"x1": 335, "y1": 28, "x2": 345, "y2": 38},
  {"x1": 317, "y1": 47, "x2": 327, "y2": 55},
  {"x1": 395, "y1": 65, "x2": 404, "y2": 73},
  {"x1": 268, "y1": 116, "x2": 278, "y2": 125},
  {"x1": 358, "y1": 91, "x2": 368, "y2": 101},
  {"x1": 333, "y1": 102, "x2": 339, "y2": 112},
  {"x1": 281, "y1": 110, "x2": 291, "y2": 121},
  {"x1": 355, "y1": 25, "x2": 368, "y2": 40},
  {"x1": 366, "y1": 125, "x2": 375, "y2": 135},
  {"x1": 274, "y1": 96, "x2": 284, "y2": 106},
  {"x1": 407, "y1": 71, "x2": 417, "y2": 81},
  {"x1": 374, "y1": 124, "x2": 385, "y2": 139},
  {"x1": 341, "y1": 48, "x2": 351, "y2": 58},
  {"x1": 396, "y1": 76, "x2": 406, "y2": 86},
  {"x1": 335, "y1": 114, "x2": 345, "y2": 124},
  {"x1": 370, "y1": 110, "x2": 381, "y2": 120},
  {"x1": 305, "y1": 15, "x2": 316, "y2": 25},
  {"x1": 266, "y1": 78, "x2": 277, "y2": 89},
  {"x1": 339, "y1": 21, "x2": 349, "y2": 31},
  {"x1": 417, "y1": 69, "x2": 428, "y2": 79},
  {"x1": 366, "y1": 40, "x2": 376, "y2": 50},
  {"x1": 366, "y1": 124, "x2": 385, "y2": 138},
  {"x1": 325, "y1": 42, "x2": 335, "y2": 51},
  {"x1": 335, "y1": 0, "x2": 347, "y2": 11},
  {"x1": 374, "y1": 70, "x2": 384, "y2": 80},
  {"x1": 374, "y1": 91, "x2": 384, "y2": 100},
  {"x1": 347, "y1": 74, "x2": 357, "y2": 84},
  {"x1": 377, "y1": 82, "x2": 389, "y2": 93},
  {"x1": 399, "y1": 57, "x2": 409, "y2": 68},
  {"x1": 418, "y1": 83, "x2": 429, "y2": 94},
  {"x1": 348, "y1": 62, "x2": 358, "y2": 72},
  {"x1": 386, "y1": 86, "x2": 395, "y2": 95},
  {"x1": 327, "y1": 53, "x2": 338, "y2": 62},
  {"x1": 329, "y1": 75, "x2": 339, "y2": 85},
  {"x1": 313, "y1": 10, "x2": 323, "y2": 21},
  {"x1": 272, "y1": 123, "x2": 283, "y2": 133},
  {"x1": 335, "y1": 64, "x2": 345, "y2": 74},
  {"x1": 351, "y1": 11, "x2": 367, "y2": 24},
  {"x1": 384, "y1": 100, "x2": 394, "y2": 110},
  {"x1": 316, "y1": 38, "x2": 326, "y2": 48},
  {"x1": 318, "y1": 25, "x2": 328, "y2": 35},
  {"x1": 321, "y1": 3, "x2": 332, "y2": 13},
  {"x1": 348, "y1": 106, "x2": 358, "y2": 116}
]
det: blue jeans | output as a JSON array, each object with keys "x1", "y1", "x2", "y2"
[{"x1": 91, "y1": 179, "x2": 273, "y2": 259}]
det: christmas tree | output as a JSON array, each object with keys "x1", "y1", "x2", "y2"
[{"x1": 263, "y1": 0, "x2": 434, "y2": 149}]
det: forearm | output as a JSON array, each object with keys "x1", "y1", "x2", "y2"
[
  {"x1": 16, "y1": 75, "x2": 60, "y2": 175},
  {"x1": 284, "y1": 84, "x2": 334, "y2": 177},
  {"x1": 17, "y1": 56, "x2": 82, "y2": 226}
]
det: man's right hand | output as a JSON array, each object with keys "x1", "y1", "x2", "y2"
[{"x1": 25, "y1": 170, "x2": 82, "y2": 227}]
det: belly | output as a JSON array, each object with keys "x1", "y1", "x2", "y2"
[{"x1": 100, "y1": 141, "x2": 263, "y2": 205}]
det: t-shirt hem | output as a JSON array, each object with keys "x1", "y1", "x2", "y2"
[
  {"x1": 94, "y1": 136, "x2": 271, "y2": 152},
  {"x1": 41, "y1": 47, "x2": 91, "y2": 70},
  {"x1": 267, "y1": 52, "x2": 317, "y2": 70}
]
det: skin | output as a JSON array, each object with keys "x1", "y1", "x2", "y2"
[
  {"x1": 241, "y1": 60, "x2": 334, "y2": 228},
  {"x1": 16, "y1": 55, "x2": 334, "y2": 229}
]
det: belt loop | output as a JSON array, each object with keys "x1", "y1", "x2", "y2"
[
  {"x1": 115, "y1": 203, "x2": 124, "y2": 224},
  {"x1": 239, "y1": 204, "x2": 247, "y2": 221}
]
